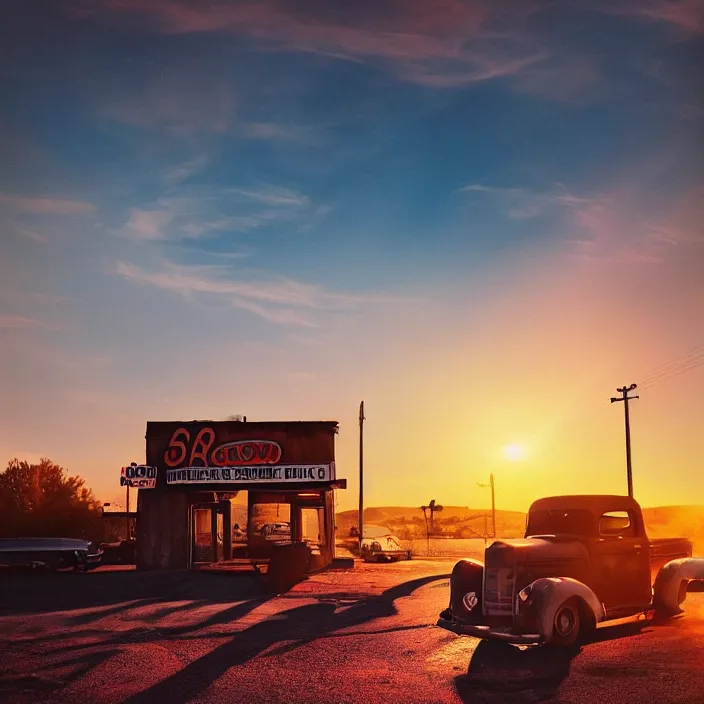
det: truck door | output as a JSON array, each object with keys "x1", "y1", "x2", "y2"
[{"x1": 593, "y1": 510, "x2": 652, "y2": 612}]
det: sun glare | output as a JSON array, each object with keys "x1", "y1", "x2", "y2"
[{"x1": 502, "y1": 443, "x2": 526, "y2": 462}]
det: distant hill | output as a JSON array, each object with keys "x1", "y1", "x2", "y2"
[
  {"x1": 336, "y1": 504, "x2": 704, "y2": 551},
  {"x1": 641, "y1": 505, "x2": 704, "y2": 550},
  {"x1": 336, "y1": 505, "x2": 526, "y2": 540}
]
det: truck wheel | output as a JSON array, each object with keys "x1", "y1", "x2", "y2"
[{"x1": 551, "y1": 598, "x2": 581, "y2": 647}]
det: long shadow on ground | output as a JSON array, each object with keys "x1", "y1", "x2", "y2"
[
  {"x1": 2, "y1": 570, "x2": 449, "y2": 704},
  {"x1": 88, "y1": 573, "x2": 447, "y2": 704},
  {"x1": 454, "y1": 620, "x2": 650, "y2": 703},
  {"x1": 0, "y1": 569, "x2": 263, "y2": 618}
]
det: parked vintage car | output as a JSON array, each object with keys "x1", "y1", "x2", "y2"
[
  {"x1": 360, "y1": 527, "x2": 412, "y2": 562},
  {"x1": 437, "y1": 495, "x2": 704, "y2": 646},
  {"x1": 0, "y1": 537, "x2": 103, "y2": 571}
]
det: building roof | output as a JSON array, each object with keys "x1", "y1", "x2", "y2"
[
  {"x1": 145, "y1": 420, "x2": 340, "y2": 436},
  {"x1": 146, "y1": 420, "x2": 339, "y2": 426}
]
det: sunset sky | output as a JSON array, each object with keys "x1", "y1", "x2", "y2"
[{"x1": 1, "y1": 0, "x2": 703, "y2": 512}]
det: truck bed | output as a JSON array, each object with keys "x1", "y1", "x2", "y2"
[{"x1": 649, "y1": 537, "x2": 693, "y2": 582}]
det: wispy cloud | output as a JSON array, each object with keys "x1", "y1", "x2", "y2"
[
  {"x1": 229, "y1": 186, "x2": 310, "y2": 208},
  {"x1": 121, "y1": 208, "x2": 173, "y2": 241},
  {"x1": 188, "y1": 248, "x2": 252, "y2": 261},
  {"x1": 162, "y1": 155, "x2": 209, "y2": 185},
  {"x1": 14, "y1": 227, "x2": 49, "y2": 244},
  {"x1": 400, "y1": 50, "x2": 549, "y2": 88},
  {"x1": 73, "y1": 0, "x2": 551, "y2": 89},
  {"x1": 118, "y1": 185, "x2": 313, "y2": 241},
  {"x1": 242, "y1": 123, "x2": 310, "y2": 141},
  {"x1": 463, "y1": 182, "x2": 691, "y2": 264},
  {"x1": 115, "y1": 259, "x2": 409, "y2": 326},
  {"x1": 460, "y1": 183, "x2": 603, "y2": 219},
  {"x1": 599, "y1": 0, "x2": 704, "y2": 36},
  {"x1": 0, "y1": 192, "x2": 94, "y2": 215},
  {"x1": 565, "y1": 200, "x2": 687, "y2": 265},
  {"x1": 0, "y1": 315, "x2": 58, "y2": 331}
]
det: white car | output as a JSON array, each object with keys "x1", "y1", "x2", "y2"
[{"x1": 360, "y1": 534, "x2": 412, "y2": 563}]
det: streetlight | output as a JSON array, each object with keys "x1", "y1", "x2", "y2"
[{"x1": 477, "y1": 474, "x2": 496, "y2": 540}]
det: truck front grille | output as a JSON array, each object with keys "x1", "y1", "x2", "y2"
[{"x1": 484, "y1": 567, "x2": 514, "y2": 616}]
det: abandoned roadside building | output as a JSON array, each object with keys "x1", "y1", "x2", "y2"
[{"x1": 127, "y1": 420, "x2": 346, "y2": 571}]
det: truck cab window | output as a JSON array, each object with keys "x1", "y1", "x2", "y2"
[
  {"x1": 526, "y1": 509, "x2": 595, "y2": 537},
  {"x1": 599, "y1": 510, "x2": 634, "y2": 537}
]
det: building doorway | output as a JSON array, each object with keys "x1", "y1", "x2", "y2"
[{"x1": 189, "y1": 500, "x2": 231, "y2": 567}]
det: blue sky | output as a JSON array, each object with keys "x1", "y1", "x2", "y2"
[{"x1": 1, "y1": 0, "x2": 703, "y2": 510}]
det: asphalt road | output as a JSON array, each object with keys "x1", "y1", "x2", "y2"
[{"x1": 1, "y1": 561, "x2": 703, "y2": 704}]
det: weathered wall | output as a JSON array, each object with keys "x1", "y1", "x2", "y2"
[{"x1": 136, "y1": 490, "x2": 189, "y2": 570}]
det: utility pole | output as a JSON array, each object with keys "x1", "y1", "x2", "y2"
[
  {"x1": 125, "y1": 483, "x2": 130, "y2": 539},
  {"x1": 477, "y1": 474, "x2": 496, "y2": 539},
  {"x1": 610, "y1": 383, "x2": 639, "y2": 498},
  {"x1": 420, "y1": 499, "x2": 443, "y2": 554},
  {"x1": 358, "y1": 401, "x2": 365, "y2": 556},
  {"x1": 490, "y1": 474, "x2": 495, "y2": 539},
  {"x1": 421, "y1": 505, "x2": 430, "y2": 554}
]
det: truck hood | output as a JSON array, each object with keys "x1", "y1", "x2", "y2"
[{"x1": 486, "y1": 537, "x2": 589, "y2": 565}]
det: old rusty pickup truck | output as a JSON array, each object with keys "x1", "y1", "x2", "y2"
[{"x1": 437, "y1": 495, "x2": 704, "y2": 646}]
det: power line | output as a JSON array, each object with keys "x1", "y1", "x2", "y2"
[
  {"x1": 641, "y1": 356, "x2": 704, "y2": 391},
  {"x1": 639, "y1": 345, "x2": 704, "y2": 386},
  {"x1": 640, "y1": 354, "x2": 704, "y2": 385}
]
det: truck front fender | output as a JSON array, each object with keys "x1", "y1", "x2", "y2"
[
  {"x1": 447, "y1": 558, "x2": 485, "y2": 624},
  {"x1": 521, "y1": 577, "x2": 605, "y2": 643},
  {"x1": 653, "y1": 557, "x2": 704, "y2": 615}
]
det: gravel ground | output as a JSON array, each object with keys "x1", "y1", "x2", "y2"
[{"x1": 1, "y1": 561, "x2": 703, "y2": 704}]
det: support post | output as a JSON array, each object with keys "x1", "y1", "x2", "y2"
[
  {"x1": 610, "y1": 383, "x2": 639, "y2": 498},
  {"x1": 358, "y1": 401, "x2": 365, "y2": 556}
]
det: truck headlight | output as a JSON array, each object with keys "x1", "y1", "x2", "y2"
[{"x1": 518, "y1": 585, "x2": 532, "y2": 603}]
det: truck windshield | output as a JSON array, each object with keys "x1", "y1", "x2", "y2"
[{"x1": 526, "y1": 509, "x2": 596, "y2": 537}]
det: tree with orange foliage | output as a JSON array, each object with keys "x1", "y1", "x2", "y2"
[{"x1": 0, "y1": 458, "x2": 102, "y2": 540}]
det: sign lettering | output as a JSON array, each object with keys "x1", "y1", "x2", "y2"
[
  {"x1": 120, "y1": 465, "x2": 158, "y2": 489},
  {"x1": 165, "y1": 428, "x2": 190, "y2": 467},
  {"x1": 189, "y1": 427, "x2": 215, "y2": 467},
  {"x1": 165, "y1": 464, "x2": 332, "y2": 485},
  {"x1": 163, "y1": 428, "x2": 283, "y2": 469}
]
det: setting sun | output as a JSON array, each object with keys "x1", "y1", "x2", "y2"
[{"x1": 502, "y1": 443, "x2": 527, "y2": 462}]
